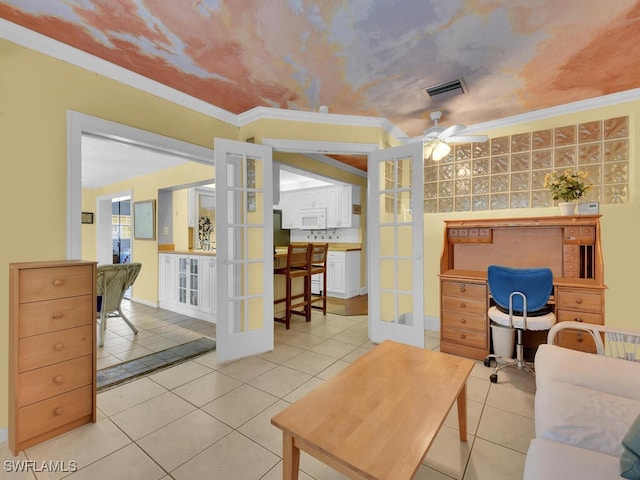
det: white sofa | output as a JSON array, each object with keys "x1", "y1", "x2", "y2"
[{"x1": 524, "y1": 322, "x2": 640, "y2": 480}]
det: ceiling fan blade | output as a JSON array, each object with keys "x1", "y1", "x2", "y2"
[
  {"x1": 439, "y1": 124, "x2": 467, "y2": 139},
  {"x1": 447, "y1": 134, "x2": 489, "y2": 144},
  {"x1": 423, "y1": 142, "x2": 434, "y2": 160}
]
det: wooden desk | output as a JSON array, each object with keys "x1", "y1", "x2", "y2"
[
  {"x1": 439, "y1": 216, "x2": 606, "y2": 360},
  {"x1": 271, "y1": 341, "x2": 474, "y2": 480}
]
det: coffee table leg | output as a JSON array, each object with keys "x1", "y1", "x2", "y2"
[
  {"x1": 282, "y1": 432, "x2": 300, "y2": 480},
  {"x1": 456, "y1": 382, "x2": 468, "y2": 442}
]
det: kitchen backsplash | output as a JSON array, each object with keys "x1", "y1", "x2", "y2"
[{"x1": 290, "y1": 227, "x2": 359, "y2": 243}]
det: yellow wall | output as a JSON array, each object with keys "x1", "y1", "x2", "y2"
[
  {"x1": 0, "y1": 39, "x2": 236, "y2": 431},
  {"x1": 423, "y1": 101, "x2": 638, "y2": 334}
]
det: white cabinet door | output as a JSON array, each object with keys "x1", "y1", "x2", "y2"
[
  {"x1": 336, "y1": 185, "x2": 352, "y2": 227},
  {"x1": 281, "y1": 191, "x2": 301, "y2": 229},
  {"x1": 300, "y1": 188, "x2": 327, "y2": 209},
  {"x1": 327, "y1": 252, "x2": 346, "y2": 294},
  {"x1": 158, "y1": 253, "x2": 176, "y2": 304},
  {"x1": 177, "y1": 255, "x2": 200, "y2": 308},
  {"x1": 326, "y1": 186, "x2": 339, "y2": 228},
  {"x1": 199, "y1": 256, "x2": 216, "y2": 315}
]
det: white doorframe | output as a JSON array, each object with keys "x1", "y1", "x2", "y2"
[{"x1": 66, "y1": 111, "x2": 214, "y2": 260}]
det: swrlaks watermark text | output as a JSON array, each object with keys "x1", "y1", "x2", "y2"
[{"x1": 4, "y1": 460, "x2": 78, "y2": 473}]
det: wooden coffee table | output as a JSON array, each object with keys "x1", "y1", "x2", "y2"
[{"x1": 271, "y1": 340, "x2": 475, "y2": 480}]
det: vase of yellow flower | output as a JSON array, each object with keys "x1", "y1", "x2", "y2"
[{"x1": 544, "y1": 170, "x2": 591, "y2": 216}]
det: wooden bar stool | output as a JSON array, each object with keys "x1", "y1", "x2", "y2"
[
  {"x1": 309, "y1": 243, "x2": 328, "y2": 315},
  {"x1": 274, "y1": 243, "x2": 312, "y2": 329}
]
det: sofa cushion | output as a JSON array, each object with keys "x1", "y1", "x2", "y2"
[
  {"x1": 535, "y1": 344, "x2": 640, "y2": 401},
  {"x1": 524, "y1": 438, "x2": 619, "y2": 480},
  {"x1": 621, "y1": 414, "x2": 640, "y2": 479},
  {"x1": 535, "y1": 379, "x2": 640, "y2": 457}
]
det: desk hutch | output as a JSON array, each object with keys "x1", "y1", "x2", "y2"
[{"x1": 439, "y1": 215, "x2": 605, "y2": 360}]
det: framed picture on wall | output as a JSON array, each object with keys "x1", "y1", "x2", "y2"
[{"x1": 133, "y1": 199, "x2": 156, "y2": 240}]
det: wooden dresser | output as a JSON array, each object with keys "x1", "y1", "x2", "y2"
[
  {"x1": 439, "y1": 216, "x2": 605, "y2": 360},
  {"x1": 9, "y1": 260, "x2": 97, "y2": 455}
]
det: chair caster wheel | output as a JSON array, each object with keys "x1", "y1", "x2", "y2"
[
  {"x1": 484, "y1": 358, "x2": 492, "y2": 368},
  {"x1": 490, "y1": 373, "x2": 498, "y2": 383}
]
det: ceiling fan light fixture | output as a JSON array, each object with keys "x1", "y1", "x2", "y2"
[{"x1": 432, "y1": 141, "x2": 451, "y2": 161}]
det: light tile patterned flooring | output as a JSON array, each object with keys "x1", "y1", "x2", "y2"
[{"x1": 1, "y1": 303, "x2": 535, "y2": 480}]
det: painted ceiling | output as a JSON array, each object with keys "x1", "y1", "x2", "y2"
[{"x1": 2, "y1": 0, "x2": 640, "y2": 140}]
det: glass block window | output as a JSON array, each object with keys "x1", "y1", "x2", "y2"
[{"x1": 423, "y1": 116, "x2": 629, "y2": 213}]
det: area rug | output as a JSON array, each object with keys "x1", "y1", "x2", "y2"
[{"x1": 97, "y1": 337, "x2": 216, "y2": 391}]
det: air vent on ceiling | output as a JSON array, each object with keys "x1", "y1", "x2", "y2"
[{"x1": 424, "y1": 78, "x2": 467, "y2": 100}]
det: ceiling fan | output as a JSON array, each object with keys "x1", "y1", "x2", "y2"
[{"x1": 422, "y1": 110, "x2": 488, "y2": 161}]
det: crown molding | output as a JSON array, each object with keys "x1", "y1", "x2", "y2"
[
  {"x1": 238, "y1": 106, "x2": 407, "y2": 138},
  {"x1": 303, "y1": 154, "x2": 368, "y2": 178},
  {"x1": 461, "y1": 88, "x2": 640, "y2": 134},
  {"x1": 0, "y1": 19, "x2": 239, "y2": 125},
  {"x1": 262, "y1": 138, "x2": 378, "y2": 155}
]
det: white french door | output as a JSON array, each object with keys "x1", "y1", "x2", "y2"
[
  {"x1": 368, "y1": 143, "x2": 424, "y2": 347},
  {"x1": 214, "y1": 138, "x2": 274, "y2": 361}
]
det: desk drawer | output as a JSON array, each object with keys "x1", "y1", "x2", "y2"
[
  {"x1": 442, "y1": 311, "x2": 486, "y2": 331},
  {"x1": 556, "y1": 289, "x2": 602, "y2": 313},
  {"x1": 18, "y1": 265, "x2": 93, "y2": 303},
  {"x1": 442, "y1": 325, "x2": 487, "y2": 349},
  {"x1": 18, "y1": 355, "x2": 93, "y2": 407},
  {"x1": 556, "y1": 310, "x2": 603, "y2": 325},
  {"x1": 556, "y1": 329, "x2": 600, "y2": 354},
  {"x1": 18, "y1": 385, "x2": 93, "y2": 442},
  {"x1": 441, "y1": 296, "x2": 486, "y2": 316},
  {"x1": 18, "y1": 325, "x2": 93, "y2": 372},
  {"x1": 18, "y1": 296, "x2": 93, "y2": 338},
  {"x1": 441, "y1": 281, "x2": 486, "y2": 301}
]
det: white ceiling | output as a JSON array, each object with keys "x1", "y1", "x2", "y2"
[
  {"x1": 82, "y1": 135, "x2": 335, "y2": 191},
  {"x1": 81, "y1": 135, "x2": 190, "y2": 189}
]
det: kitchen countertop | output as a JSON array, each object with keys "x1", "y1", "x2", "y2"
[{"x1": 158, "y1": 249, "x2": 216, "y2": 256}]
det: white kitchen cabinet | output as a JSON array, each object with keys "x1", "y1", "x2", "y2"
[
  {"x1": 158, "y1": 253, "x2": 216, "y2": 322},
  {"x1": 281, "y1": 191, "x2": 301, "y2": 229},
  {"x1": 300, "y1": 188, "x2": 327, "y2": 209},
  {"x1": 199, "y1": 256, "x2": 215, "y2": 315},
  {"x1": 326, "y1": 250, "x2": 361, "y2": 299},
  {"x1": 158, "y1": 253, "x2": 176, "y2": 304}
]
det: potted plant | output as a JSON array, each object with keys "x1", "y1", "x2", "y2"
[{"x1": 544, "y1": 170, "x2": 591, "y2": 215}]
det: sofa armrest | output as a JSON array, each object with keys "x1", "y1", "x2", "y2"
[{"x1": 536, "y1": 343, "x2": 640, "y2": 401}]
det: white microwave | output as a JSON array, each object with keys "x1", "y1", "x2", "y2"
[{"x1": 300, "y1": 208, "x2": 326, "y2": 229}]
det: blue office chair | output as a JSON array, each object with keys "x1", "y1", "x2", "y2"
[{"x1": 484, "y1": 265, "x2": 556, "y2": 383}]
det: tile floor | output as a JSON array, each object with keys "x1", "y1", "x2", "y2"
[
  {"x1": 97, "y1": 301, "x2": 216, "y2": 370},
  {"x1": 1, "y1": 305, "x2": 536, "y2": 480}
]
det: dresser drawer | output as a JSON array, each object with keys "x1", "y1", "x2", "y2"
[
  {"x1": 556, "y1": 310, "x2": 603, "y2": 325},
  {"x1": 556, "y1": 289, "x2": 602, "y2": 313},
  {"x1": 18, "y1": 295, "x2": 93, "y2": 338},
  {"x1": 442, "y1": 311, "x2": 486, "y2": 331},
  {"x1": 18, "y1": 325, "x2": 93, "y2": 372},
  {"x1": 18, "y1": 385, "x2": 93, "y2": 442},
  {"x1": 441, "y1": 325, "x2": 487, "y2": 349},
  {"x1": 18, "y1": 265, "x2": 93, "y2": 303},
  {"x1": 18, "y1": 355, "x2": 93, "y2": 407},
  {"x1": 441, "y1": 296, "x2": 486, "y2": 316}
]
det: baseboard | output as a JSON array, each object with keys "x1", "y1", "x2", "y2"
[
  {"x1": 358, "y1": 287, "x2": 368, "y2": 296},
  {"x1": 424, "y1": 316, "x2": 440, "y2": 332},
  {"x1": 0, "y1": 428, "x2": 7, "y2": 443},
  {"x1": 131, "y1": 297, "x2": 158, "y2": 308}
]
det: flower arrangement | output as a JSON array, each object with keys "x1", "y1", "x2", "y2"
[
  {"x1": 544, "y1": 170, "x2": 591, "y2": 202},
  {"x1": 198, "y1": 216, "x2": 214, "y2": 248}
]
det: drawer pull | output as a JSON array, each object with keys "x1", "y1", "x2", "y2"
[
  {"x1": 53, "y1": 343, "x2": 63, "y2": 351},
  {"x1": 460, "y1": 334, "x2": 466, "y2": 340},
  {"x1": 460, "y1": 285, "x2": 466, "y2": 293},
  {"x1": 460, "y1": 302, "x2": 466, "y2": 308},
  {"x1": 54, "y1": 407, "x2": 63, "y2": 416},
  {"x1": 574, "y1": 317, "x2": 583, "y2": 322},
  {"x1": 575, "y1": 298, "x2": 583, "y2": 304},
  {"x1": 52, "y1": 311, "x2": 64, "y2": 319},
  {"x1": 460, "y1": 318, "x2": 466, "y2": 324},
  {"x1": 577, "y1": 334, "x2": 583, "y2": 343},
  {"x1": 53, "y1": 279, "x2": 64, "y2": 287},
  {"x1": 53, "y1": 375, "x2": 63, "y2": 385}
]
